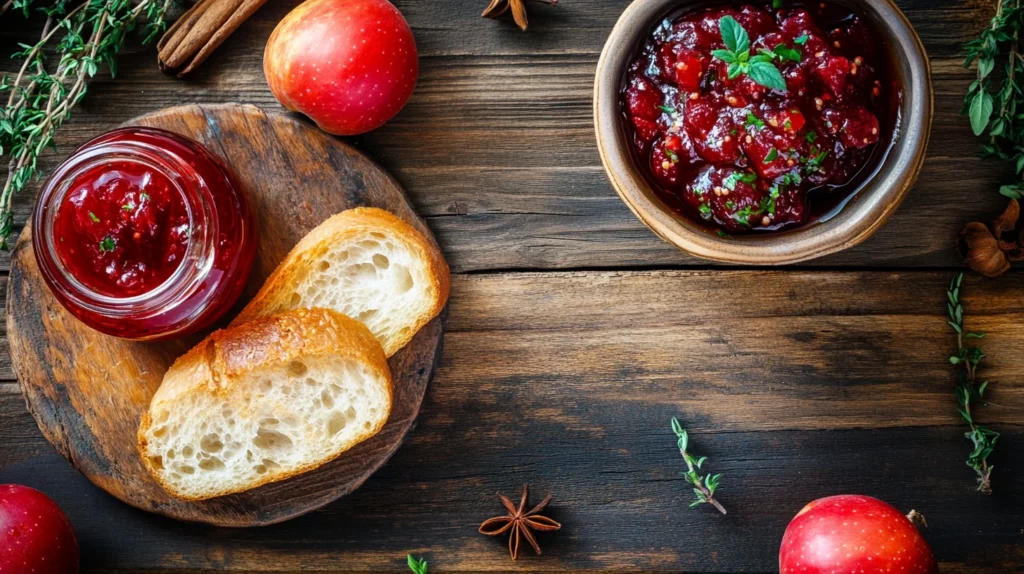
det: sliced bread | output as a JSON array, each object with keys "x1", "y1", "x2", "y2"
[
  {"x1": 231, "y1": 207, "x2": 449, "y2": 357},
  {"x1": 138, "y1": 308, "x2": 392, "y2": 501}
]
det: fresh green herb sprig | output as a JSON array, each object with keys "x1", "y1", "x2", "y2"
[
  {"x1": 963, "y1": 0, "x2": 1024, "y2": 200},
  {"x1": 407, "y1": 555, "x2": 428, "y2": 574},
  {"x1": 712, "y1": 16, "x2": 788, "y2": 92},
  {"x1": 0, "y1": 0, "x2": 173, "y2": 249},
  {"x1": 670, "y1": 418, "x2": 726, "y2": 514},
  {"x1": 946, "y1": 273, "x2": 1000, "y2": 494}
]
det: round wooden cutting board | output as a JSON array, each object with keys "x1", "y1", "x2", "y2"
[{"x1": 6, "y1": 104, "x2": 445, "y2": 526}]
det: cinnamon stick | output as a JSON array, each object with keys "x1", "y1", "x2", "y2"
[{"x1": 157, "y1": 0, "x2": 269, "y2": 77}]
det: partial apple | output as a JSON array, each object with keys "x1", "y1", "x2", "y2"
[
  {"x1": 0, "y1": 484, "x2": 79, "y2": 574},
  {"x1": 779, "y1": 494, "x2": 938, "y2": 574},
  {"x1": 264, "y1": 0, "x2": 418, "y2": 136}
]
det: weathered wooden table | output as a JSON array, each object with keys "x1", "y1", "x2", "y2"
[{"x1": 1, "y1": 0, "x2": 1022, "y2": 572}]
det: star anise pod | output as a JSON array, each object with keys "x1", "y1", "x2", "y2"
[
  {"x1": 478, "y1": 484, "x2": 561, "y2": 560},
  {"x1": 481, "y1": 0, "x2": 557, "y2": 31}
]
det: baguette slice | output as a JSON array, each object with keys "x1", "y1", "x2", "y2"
[
  {"x1": 231, "y1": 207, "x2": 449, "y2": 357},
  {"x1": 138, "y1": 308, "x2": 392, "y2": 501}
]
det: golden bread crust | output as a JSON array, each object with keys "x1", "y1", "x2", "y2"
[
  {"x1": 230, "y1": 207, "x2": 449, "y2": 356},
  {"x1": 137, "y1": 308, "x2": 392, "y2": 500}
]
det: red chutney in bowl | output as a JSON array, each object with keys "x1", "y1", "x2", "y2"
[
  {"x1": 621, "y1": 1, "x2": 897, "y2": 233},
  {"x1": 33, "y1": 127, "x2": 257, "y2": 340}
]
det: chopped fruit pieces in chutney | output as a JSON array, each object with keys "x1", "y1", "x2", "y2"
[{"x1": 621, "y1": 1, "x2": 894, "y2": 233}]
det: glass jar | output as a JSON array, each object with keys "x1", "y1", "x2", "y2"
[{"x1": 33, "y1": 127, "x2": 258, "y2": 340}]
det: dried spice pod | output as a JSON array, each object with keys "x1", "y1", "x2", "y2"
[
  {"x1": 992, "y1": 198, "x2": 1020, "y2": 251},
  {"x1": 960, "y1": 222, "x2": 1010, "y2": 278},
  {"x1": 157, "y1": 0, "x2": 269, "y2": 77},
  {"x1": 958, "y1": 199, "x2": 1021, "y2": 277},
  {"x1": 481, "y1": 0, "x2": 557, "y2": 31},
  {"x1": 479, "y1": 485, "x2": 561, "y2": 560}
]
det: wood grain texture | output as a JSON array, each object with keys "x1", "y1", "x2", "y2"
[
  {"x1": 5, "y1": 104, "x2": 446, "y2": 526},
  {"x1": 1, "y1": 0, "x2": 1023, "y2": 572},
  {"x1": 0, "y1": 0, "x2": 1009, "y2": 273},
  {"x1": 2, "y1": 270, "x2": 1023, "y2": 571}
]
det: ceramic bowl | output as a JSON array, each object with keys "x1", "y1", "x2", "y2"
[{"x1": 594, "y1": 0, "x2": 932, "y2": 264}]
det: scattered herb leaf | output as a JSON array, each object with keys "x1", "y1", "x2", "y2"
[
  {"x1": 723, "y1": 171, "x2": 756, "y2": 190},
  {"x1": 98, "y1": 235, "x2": 116, "y2": 253},
  {"x1": 89, "y1": 212, "x2": 100, "y2": 223},
  {"x1": 747, "y1": 60, "x2": 787, "y2": 91},
  {"x1": 407, "y1": 555, "x2": 428, "y2": 574}
]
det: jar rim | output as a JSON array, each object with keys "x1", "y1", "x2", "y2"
[{"x1": 33, "y1": 131, "x2": 219, "y2": 318}]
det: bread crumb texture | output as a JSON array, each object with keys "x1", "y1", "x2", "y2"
[
  {"x1": 139, "y1": 309, "x2": 392, "y2": 500},
  {"x1": 233, "y1": 207, "x2": 450, "y2": 356}
]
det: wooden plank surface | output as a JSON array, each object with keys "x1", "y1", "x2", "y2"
[
  {"x1": 2, "y1": 271, "x2": 1024, "y2": 572},
  {"x1": 6, "y1": 104, "x2": 447, "y2": 526},
  {"x1": 0, "y1": 0, "x2": 1012, "y2": 273},
  {"x1": 2, "y1": 0, "x2": 1024, "y2": 572}
]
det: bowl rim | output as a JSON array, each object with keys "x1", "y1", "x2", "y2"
[{"x1": 594, "y1": 0, "x2": 934, "y2": 265}]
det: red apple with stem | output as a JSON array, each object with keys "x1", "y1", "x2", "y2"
[
  {"x1": 0, "y1": 484, "x2": 79, "y2": 574},
  {"x1": 780, "y1": 495, "x2": 938, "y2": 574},
  {"x1": 264, "y1": 0, "x2": 419, "y2": 136}
]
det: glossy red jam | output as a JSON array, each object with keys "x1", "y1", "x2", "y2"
[
  {"x1": 33, "y1": 127, "x2": 257, "y2": 340},
  {"x1": 621, "y1": 2, "x2": 896, "y2": 233},
  {"x1": 52, "y1": 161, "x2": 191, "y2": 297}
]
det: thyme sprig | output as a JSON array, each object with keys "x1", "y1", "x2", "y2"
[
  {"x1": 670, "y1": 418, "x2": 726, "y2": 514},
  {"x1": 0, "y1": 0, "x2": 172, "y2": 248},
  {"x1": 407, "y1": 555, "x2": 428, "y2": 574},
  {"x1": 946, "y1": 273, "x2": 1000, "y2": 494},
  {"x1": 963, "y1": 0, "x2": 1024, "y2": 200}
]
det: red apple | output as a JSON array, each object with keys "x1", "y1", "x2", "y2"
[
  {"x1": 0, "y1": 484, "x2": 79, "y2": 574},
  {"x1": 264, "y1": 0, "x2": 419, "y2": 136},
  {"x1": 780, "y1": 495, "x2": 938, "y2": 574}
]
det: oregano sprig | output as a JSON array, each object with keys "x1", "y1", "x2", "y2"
[
  {"x1": 670, "y1": 418, "x2": 726, "y2": 514},
  {"x1": 712, "y1": 16, "x2": 788, "y2": 92},
  {"x1": 0, "y1": 0, "x2": 173, "y2": 249},
  {"x1": 963, "y1": 0, "x2": 1024, "y2": 199},
  {"x1": 946, "y1": 273, "x2": 1000, "y2": 494}
]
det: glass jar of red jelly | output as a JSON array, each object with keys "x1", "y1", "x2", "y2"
[{"x1": 32, "y1": 127, "x2": 258, "y2": 340}]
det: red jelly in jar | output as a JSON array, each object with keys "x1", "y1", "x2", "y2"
[{"x1": 33, "y1": 127, "x2": 257, "y2": 340}]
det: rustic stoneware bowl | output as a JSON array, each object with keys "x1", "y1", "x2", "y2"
[{"x1": 594, "y1": 0, "x2": 932, "y2": 264}]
